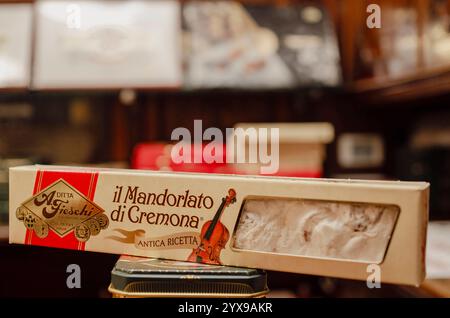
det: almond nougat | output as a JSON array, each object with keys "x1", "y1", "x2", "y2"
[{"x1": 233, "y1": 198, "x2": 399, "y2": 263}]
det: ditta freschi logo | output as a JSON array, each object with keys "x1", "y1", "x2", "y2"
[{"x1": 16, "y1": 179, "x2": 108, "y2": 242}]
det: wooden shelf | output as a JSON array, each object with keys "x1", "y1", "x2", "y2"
[{"x1": 348, "y1": 65, "x2": 450, "y2": 103}]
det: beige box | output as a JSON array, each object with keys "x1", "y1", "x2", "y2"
[
  {"x1": 9, "y1": 165, "x2": 429, "y2": 286},
  {"x1": 229, "y1": 123, "x2": 334, "y2": 175}
]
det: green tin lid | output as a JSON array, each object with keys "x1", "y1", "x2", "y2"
[{"x1": 109, "y1": 256, "x2": 268, "y2": 298}]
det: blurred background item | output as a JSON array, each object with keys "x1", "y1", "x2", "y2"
[
  {"x1": 230, "y1": 122, "x2": 334, "y2": 177},
  {"x1": 132, "y1": 122, "x2": 334, "y2": 178},
  {"x1": 182, "y1": 1, "x2": 294, "y2": 89},
  {"x1": 337, "y1": 133, "x2": 384, "y2": 169},
  {"x1": 0, "y1": 157, "x2": 34, "y2": 226},
  {"x1": 182, "y1": 1, "x2": 341, "y2": 89},
  {"x1": 32, "y1": 0, "x2": 182, "y2": 89},
  {"x1": 0, "y1": 3, "x2": 32, "y2": 89},
  {"x1": 132, "y1": 143, "x2": 230, "y2": 174}
]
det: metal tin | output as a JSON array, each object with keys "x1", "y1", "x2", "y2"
[{"x1": 109, "y1": 256, "x2": 269, "y2": 298}]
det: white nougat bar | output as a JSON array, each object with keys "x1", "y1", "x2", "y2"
[{"x1": 234, "y1": 199, "x2": 399, "y2": 263}]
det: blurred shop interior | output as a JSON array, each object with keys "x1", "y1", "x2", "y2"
[{"x1": 1, "y1": 0, "x2": 450, "y2": 297}]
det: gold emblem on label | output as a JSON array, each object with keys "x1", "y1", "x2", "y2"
[
  {"x1": 16, "y1": 207, "x2": 26, "y2": 221},
  {"x1": 16, "y1": 179, "x2": 107, "y2": 242},
  {"x1": 96, "y1": 213, "x2": 109, "y2": 230},
  {"x1": 34, "y1": 218, "x2": 49, "y2": 238},
  {"x1": 86, "y1": 218, "x2": 101, "y2": 236},
  {"x1": 24, "y1": 211, "x2": 37, "y2": 230},
  {"x1": 75, "y1": 224, "x2": 91, "y2": 242}
]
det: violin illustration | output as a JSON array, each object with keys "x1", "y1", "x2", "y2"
[{"x1": 187, "y1": 188, "x2": 236, "y2": 265}]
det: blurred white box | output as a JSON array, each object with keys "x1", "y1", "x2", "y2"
[
  {"x1": 337, "y1": 133, "x2": 384, "y2": 169},
  {"x1": 0, "y1": 3, "x2": 33, "y2": 88},
  {"x1": 33, "y1": 0, "x2": 181, "y2": 89},
  {"x1": 229, "y1": 122, "x2": 334, "y2": 176}
]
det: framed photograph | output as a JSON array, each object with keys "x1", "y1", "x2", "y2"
[
  {"x1": 247, "y1": 4, "x2": 342, "y2": 87},
  {"x1": 0, "y1": 3, "x2": 33, "y2": 89},
  {"x1": 33, "y1": 0, "x2": 182, "y2": 89},
  {"x1": 183, "y1": 1, "x2": 341, "y2": 89},
  {"x1": 183, "y1": 1, "x2": 295, "y2": 89}
]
